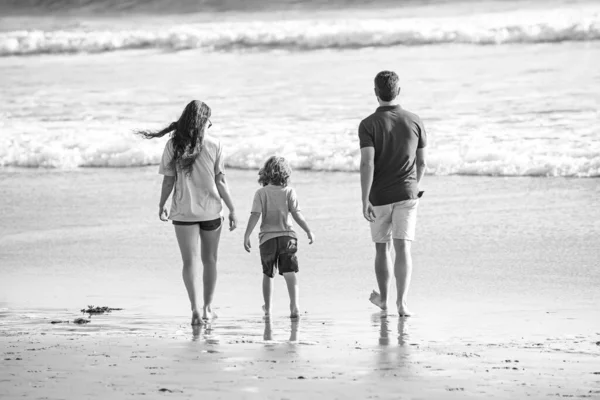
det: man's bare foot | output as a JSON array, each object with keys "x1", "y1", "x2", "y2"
[
  {"x1": 397, "y1": 301, "x2": 413, "y2": 317},
  {"x1": 369, "y1": 290, "x2": 387, "y2": 311},
  {"x1": 191, "y1": 311, "x2": 202, "y2": 326},
  {"x1": 262, "y1": 305, "x2": 271, "y2": 318}
]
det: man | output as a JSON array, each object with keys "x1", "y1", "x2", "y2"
[{"x1": 359, "y1": 70, "x2": 427, "y2": 316}]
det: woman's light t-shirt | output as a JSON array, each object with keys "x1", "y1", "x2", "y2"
[
  {"x1": 158, "y1": 136, "x2": 224, "y2": 222},
  {"x1": 251, "y1": 185, "x2": 300, "y2": 245}
]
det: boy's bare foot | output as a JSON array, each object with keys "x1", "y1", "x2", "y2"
[
  {"x1": 397, "y1": 301, "x2": 413, "y2": 317},
  {"x1": 290, "y1": 306, "x2": 299, "y2": 319},
  {"x1": 262, "y1": 305, "x2": 271, "y2": 317},
  {"x1": 369, "y1": 290, "x2": 387, "y2": 311}
]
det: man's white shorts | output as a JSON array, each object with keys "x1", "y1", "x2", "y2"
[{"x1": 370, "y1": 199, "x2": 419, "y2": 243}]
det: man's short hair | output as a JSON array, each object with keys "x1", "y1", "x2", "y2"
[{"x1": 374, "y1": 71, "x2": 399, "y2": 102}]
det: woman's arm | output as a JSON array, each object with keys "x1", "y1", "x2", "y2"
[
  {"x1": 215, "y1": 173, "x2": 237, "y2": 231},
  {"x1": 159, "y1": 176, "x2": 175, "y2": 221},
  {"x1": 244, "y1": 212, "x2": 261, "y2": 252},
  {"x1": 291, "y1": 210, "x2": 314, "y2": 244}
]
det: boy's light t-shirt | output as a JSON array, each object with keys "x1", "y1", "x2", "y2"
[
  {"x1": 158, "y1": 136, "x2": 224, "y2": 222},
  {"x1": 251, "y1": 185, "x2": 299, "y2": 245}
]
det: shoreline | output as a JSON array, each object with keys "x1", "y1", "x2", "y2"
[{"x1": 2, "y1": 165, "x2": 599, "y2": 179}]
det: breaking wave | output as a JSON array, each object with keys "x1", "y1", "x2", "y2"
[
  {"x1": 1, "y1": 131, "x2": 599, "y2": 177},
  {"x1": 1, "y1": 6, "x2": 599, "y2": 56}
]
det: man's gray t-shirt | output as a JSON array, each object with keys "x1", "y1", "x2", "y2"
[{"x1": 358, "y1": 105, "x2": 427, "y2": 206}]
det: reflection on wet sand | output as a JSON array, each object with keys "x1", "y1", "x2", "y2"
[
  {"x1": 263, "y1": 318, "x2": 300, "y2": 342},
  {"x1": 371, "y1": 312, "x2": 410, "y2": 347},
  {"x1": 192, "y1": 321, "x2": 214, "y2": 342},
  {"x1": 397, "y1": 317, "x2": 408, "y2": 346},
  {"x1": 372, "y1": 312, "x2": 411, "y2": 372}
]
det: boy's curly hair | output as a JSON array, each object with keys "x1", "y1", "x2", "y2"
[{"x1": 258, "y1": 156, "x2": 291, "y2": 187}]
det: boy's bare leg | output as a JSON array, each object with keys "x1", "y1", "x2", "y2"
[
  {"x1": 283, "y1": 272, "x2": 299, "y2": 318},
  {"x1": 262, "y1": 275, "x2": 274, "y2": 317},
  {"x1": 393, "y1": 239, "x2": 413, "y2": 316},
  {"x1": 370, "y1": 242, "x2": 391, "y2": 311}
]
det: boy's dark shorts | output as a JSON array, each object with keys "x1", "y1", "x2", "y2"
[{"x1": 259, "y1": 236, "x2": 299, "y2": 278}]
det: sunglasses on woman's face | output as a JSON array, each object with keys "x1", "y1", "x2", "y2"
[{"x1": 207, "y1": 119, "x2": 212, "y2": 129}]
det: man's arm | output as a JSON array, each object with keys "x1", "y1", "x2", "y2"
[
  {"x1": 360, "y1": 147, "x2": 376, "y2": 222},
  {"x1": 159, "y1": 176, "x2": 175, "y2": 221},
  {"x1": 416, "y1": 148, "x2": 427, "y2": 184}
]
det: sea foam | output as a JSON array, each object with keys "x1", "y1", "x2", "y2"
[{"x1": 1, "y1": 129, "x2": 598, "y2": 177}]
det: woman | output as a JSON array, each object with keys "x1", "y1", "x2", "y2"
[{"x1": 137, "y1": 100, "x2": 237, "y2": 325}]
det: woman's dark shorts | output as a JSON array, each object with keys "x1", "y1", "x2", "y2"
[
  {"x1": 259, "y1": 236, "x2": 299, "y2": 278},
  {"x1": 172, "y1": 217, "x2": 222, "y2": 231}
]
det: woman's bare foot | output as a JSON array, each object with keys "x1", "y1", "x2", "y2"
[
  {"x1": 369, "y1": 290, "x2": 387, "y2": 311},
  {"x1": 191, "y1": 311, "x2": 202, "y2": 326},
  {"x1": 202, "y1": 306, "x2": 218, "y2": 321}
]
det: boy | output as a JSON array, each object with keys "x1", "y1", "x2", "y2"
[{"x1": 244, "y1": 156, "x2": 314, "y2": 319}]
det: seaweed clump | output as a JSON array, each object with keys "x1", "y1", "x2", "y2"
[{"x1": 80, "y1": 306, "x2": 124, "y2": 315}]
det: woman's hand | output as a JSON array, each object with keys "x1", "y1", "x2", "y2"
[
  {"x1": 159, "y1": 205, "x2": 169, "y2": 221},
  {"x1": 244, "y1": 235, "x2": 252, "y2": 252},
  {"x1": 307, "y1": 231, "x2": 315, "y2": 245},
  {"x1": 228, "y1": 211, "x2": 237, "y2": 231}
]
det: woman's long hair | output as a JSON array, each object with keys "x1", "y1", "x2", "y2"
[{"x1": 136, "y1": 100, "x2": 211, "y2": 176}]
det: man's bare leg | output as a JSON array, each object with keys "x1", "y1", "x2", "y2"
[
  {"x1": 393, "y1": 239, "x2": 413, "y2": 316},
  {"x1": 370, "y1": 242, "x2": 392, "y2": 311}
]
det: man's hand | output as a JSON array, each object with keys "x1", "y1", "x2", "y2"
[
  {"x1": 244, "y1": 235, "x2": 252, "y2": 252},
  {"x1": 307, "y1": 231, "x2": 315, "y2": 244},
  {"x1": 363, "y1": 201, "x2": 376, "y2": 223},
  {"x1": 159, "y1": 205, "x2": 169, "y2": 221},
  {"x1": 229, "y1": 212, "x2": 237, "y2": 231}
]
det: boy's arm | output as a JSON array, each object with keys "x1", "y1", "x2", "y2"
[
  {"x1": 215, "y1": 173, "x2": 237, "y2": 231},
  {"x1": 291, "y1": 210, "x2": 314, "y2": 244},
  {"x1": 244, "y1": 212, "x2": 261, "y2": 252},
  {"x1": 159, "y1": 176, "x2": 175, "y2": 221}
]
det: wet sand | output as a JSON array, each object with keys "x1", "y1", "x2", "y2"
[
  {"x1": 2, "y1": 312, "x2": 599, "y2": 399},
  {"x1": 1, "y1": 168, "x2": 599, "y2": 398}
]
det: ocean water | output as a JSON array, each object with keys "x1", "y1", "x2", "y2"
[{"x1": 0, "y1": 0, "x2": 599, "y2": 177}]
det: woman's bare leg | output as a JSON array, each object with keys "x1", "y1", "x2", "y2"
[
  {"x1": 174, "y1": 224, "x2": 202, "y2": 325},
  {"x1": 199, "y1": 226, "x2": 222, "y2": 320}
]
